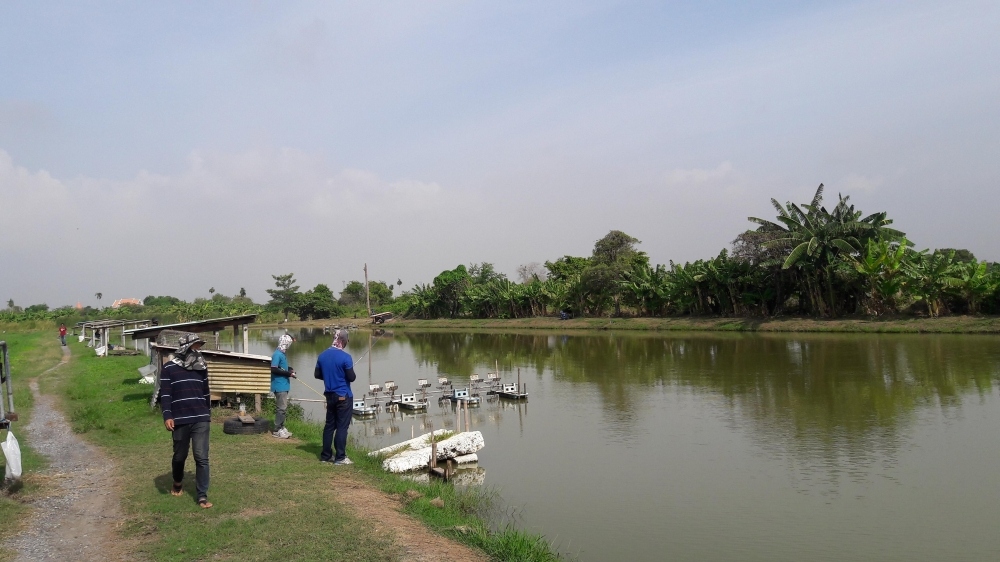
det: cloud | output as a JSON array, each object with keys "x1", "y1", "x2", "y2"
[
  {"x1": 664, "y1": 161, "x2": 734, "y2": 187},
  {"x1": 839, "y1": 173, "x2": 883, "y2": 193},
  {"x1": 306, "y1": 169, "x2": 450, "y2": 219},
  {"x1": 0, "y1": 148, "x2": 479, "y2": 305},
  {"x1": 0, "y1": 151, "x2": 77, "y2": 247},
  {"x1": 3, "y1": 1, "x2": 999, "y2": 303}
]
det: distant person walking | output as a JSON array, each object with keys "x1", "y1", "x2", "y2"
[
  {"x1": 161, "y1": 333, "x2": 213, "y2": 508},
  {"x1": 271, "y1": 334, "x2": 295, "y2": 439},
  {"x1": 315, "y1": 329, "x2": 356, "y2": 465},
  {"x1": 58, "y1": 324, "x2": 67, "y2": 346}
]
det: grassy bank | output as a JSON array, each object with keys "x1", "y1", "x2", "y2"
[
  {"x1": 45, "y1": 338, "x2": 557, "y2": 561},
  {"x1": 266, "y1": 314, "x2": 1000, "y2": 334},
  {"x1": 0, "y1": 331, "x2": 65, "y2": 561}
]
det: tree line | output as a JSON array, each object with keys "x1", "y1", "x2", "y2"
[
  {"x1": 4, "y1": 184, "x2": 998, "y2": 324},
  {"x1": 0, "y1": 275, "x2": 398, "y2": 324},
  {"x1": 397, "y1": 184, "x2": 999, "y2": 319}
]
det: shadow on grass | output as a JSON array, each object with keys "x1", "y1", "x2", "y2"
[
  {"x1": 2, "y1": 479, "x2": 24, "y2": 494},
  {"x1": 295, "y1": 442, "x2": 323, "y2": 458},
  {"x1": 154, "y1": 471, "x2": 199, "y2": 502},
  {"x1": 120, "y1": 377, "x2": 141, "y2": 386},
  {"x1": 122, "y1": 392, "x2": 150, "y2": 402}
]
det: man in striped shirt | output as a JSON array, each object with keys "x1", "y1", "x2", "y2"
[{"x1": 161, "y1": 333, "x2": 213, "y2": 509}]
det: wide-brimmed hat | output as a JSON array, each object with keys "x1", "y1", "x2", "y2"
[{"x1": 177, "y1": 333, "x2": 205, "y2": 347}]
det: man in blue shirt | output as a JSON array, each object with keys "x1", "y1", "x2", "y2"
[
  {"x1": 315, "y1": 329, "x2": 356, "y2": 465},
  {"x1": 270, "y1": 334, "x2": 296, "y2": 439}
]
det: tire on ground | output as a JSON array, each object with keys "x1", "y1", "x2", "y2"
[{"x1": 222, "y1": 416, "x2": 272, "y2": 435}]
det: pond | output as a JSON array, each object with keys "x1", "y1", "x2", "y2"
[{"x1": 247, "y1": 328, "x2": 1000, "y2": 562}]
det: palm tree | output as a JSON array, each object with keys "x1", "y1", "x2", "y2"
[{"x1": 95, "y1": 292, "x2": 103, "y2": 303}]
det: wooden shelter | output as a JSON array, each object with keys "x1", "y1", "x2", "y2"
[
  {"x1": 149, "y1": 344, "x2": 271, "y2": 407},
  {"x1": 126, "y1": 314, "x2": 268, "y2": 411},
  {"x1": 77, "y1": 319, "x2": 153, "y2": 356}
]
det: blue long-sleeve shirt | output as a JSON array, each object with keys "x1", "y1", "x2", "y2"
[
  {"x1": 160, "y1": 362, "x2": 211, "y2": 425},
  {"x1": 271, "y1": 349, "x2": 291, "y2": 393}
]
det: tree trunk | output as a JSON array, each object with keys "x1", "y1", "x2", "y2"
[
  {"x1": 824, "y1": 267, "x2": 837, "y2": 318},
  {"x1": 773, "y1": 271, "x2": 784, "y2": 316}
]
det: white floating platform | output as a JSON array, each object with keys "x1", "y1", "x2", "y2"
[{"x1": 377, "y1": 431, "x2": 485, "y2": 473}]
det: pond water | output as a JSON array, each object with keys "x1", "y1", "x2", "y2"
[{"x1": 246, "y1": 328, "x2": 1000, "y2": 562}]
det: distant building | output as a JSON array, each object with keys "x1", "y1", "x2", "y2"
[{"x1": 111, "y1": 298, "x2": 143, "y2": 309}]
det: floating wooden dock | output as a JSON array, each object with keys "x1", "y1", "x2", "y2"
[
  {"x1": 346, "y1": 367, "x2": 526, "y2": 419},
  {"x1": 394, "y1": 393, "x2": 429, "y2": 411},
  {"x1": 352, "y1": 398, "x2": 378, "y2": 417},
  {"x1": 497, "y1": 382, "x2": 528, "y2": 400},
  {"x1": 443, "y1": 387, "x2": 481, "y2": 405}
]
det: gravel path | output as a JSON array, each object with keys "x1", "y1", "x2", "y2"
[{"x1": 4, "y1": 346, "x2": 128, "y2": 561}]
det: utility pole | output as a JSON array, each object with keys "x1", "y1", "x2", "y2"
[{"x1": 364, "y1": 263, "x2": 371, "y2": 318}]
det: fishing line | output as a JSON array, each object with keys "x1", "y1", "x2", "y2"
[
  {"x1": 352, "y1": 328, "x2": 388, "y2": 363},
  {"x1": 290, "y1": 328, "x2": 388, "y2": 399},
  {"x1": 293, "y1": 376, "x2": 325, "y2": 398}
]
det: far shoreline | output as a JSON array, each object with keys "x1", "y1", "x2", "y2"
[{"x1": 257, "y1": 315, "x2": 1000, "y2": 335}]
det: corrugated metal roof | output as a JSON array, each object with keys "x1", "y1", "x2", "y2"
[
  {"x1": 77, "y1": 319, "x2": 152, "y2": 329},
  {"x1": 125, "y1": 314, "x2": 258, "y2": 340}
]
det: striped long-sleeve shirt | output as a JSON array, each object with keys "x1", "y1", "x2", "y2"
[{"x1": 160, "y1": 362, "x2": 211, "y2": 425}]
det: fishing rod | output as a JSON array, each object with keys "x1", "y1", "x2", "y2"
[
  {"x1": 291, "y1": 328, "x2": 389, "y2": 399},
  {"x1": 352, "y1": 328, "x2": 388, "y2": 363},
  {"x1": 293, "y1": 375, "x2": 325, "y2": 398}
]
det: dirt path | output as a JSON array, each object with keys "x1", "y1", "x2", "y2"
[
  {"x1": 327, "y1": 475, "x2": 488, "y2": 562},
  {"x1": 4, "y1": 346, "x2": 129, "y2": 561}
]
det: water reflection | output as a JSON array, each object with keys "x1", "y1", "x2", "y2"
[
  {"x1": 259, "y1": 328, "x2": 1000, "y2": 460},
  {"x1": 251, "y1": 327, "x2": 1000, "y2": 562},
  {"x1": 398, "y1": 330, "x2": 1000, "y2": 462}
]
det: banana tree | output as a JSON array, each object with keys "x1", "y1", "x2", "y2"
[
  {"x1": 749, "y1": 184, "x2": 903, "y2": 316},
  {"x1": 902, "y1": 251, "x2": 958, "y2": 317},
  {"x1": 947, "y1": 259, "x2": 996, "y2": 314},
  {"x1": 849, "y1": 237, "x2": 911, "y2": 316}
]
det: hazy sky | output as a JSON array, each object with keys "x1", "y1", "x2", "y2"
[{"x1": 2, "y1": 1, "x2": 998, "y2": 307}]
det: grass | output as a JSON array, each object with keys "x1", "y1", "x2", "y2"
[
  {"x1": 40, "y1": 337, "x2": 559, "y2": 561},
  {"x1": 0, "y1": 331, "x2": 65, "y2": 561},
  {"x1": 348, "y1": 314, "x2": 1000, "y2": 334},
  {"x1": 283, "y1": 423, "x2": 558, "y2": 560}
]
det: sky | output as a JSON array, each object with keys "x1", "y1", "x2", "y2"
[{"x1": 1, "y1": 0, "x2": 998, "y2": 307}]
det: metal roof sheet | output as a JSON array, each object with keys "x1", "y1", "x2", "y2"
[
  {"x1": 150, "y1": 343, "x2": 270, "y2": 364},
  {"x1": 124, "y1": 314, "x2": 258, "y2": 340}
]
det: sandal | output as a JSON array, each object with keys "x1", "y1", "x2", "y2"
[
  {"x1": 171, "y1": 483, "x2": 183, "y2": 497},
  {"x1": 197, "y1": 498, "x2": 213, "y2": 509}
]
